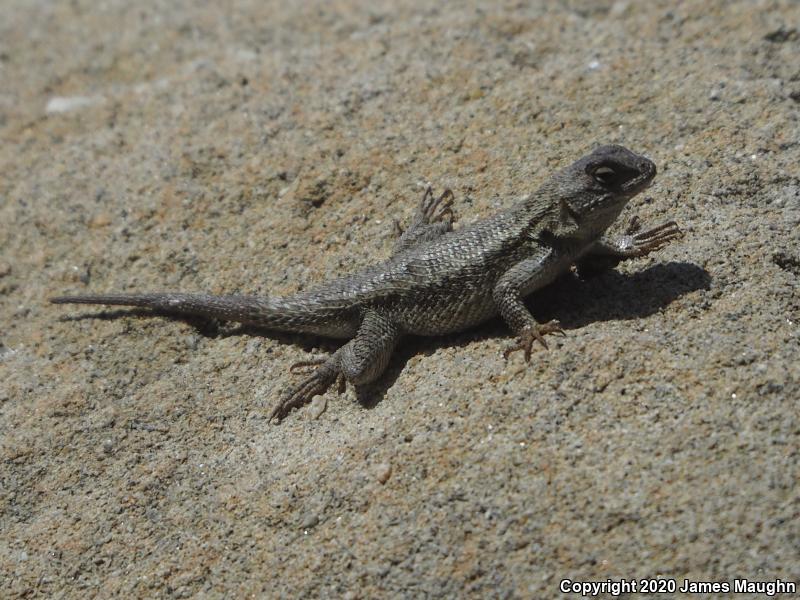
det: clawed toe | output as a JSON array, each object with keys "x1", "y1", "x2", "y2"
[
  {"x1": 624, "y1": 215, "x2": 642, "y2": 235},
  {"x1": 634, "y1": 220, "x2": 681, "y2": 240},
  {"x1": 289, "y1": 356, "x2": 328, "y2": 374}
]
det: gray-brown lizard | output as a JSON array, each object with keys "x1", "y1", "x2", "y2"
[{"x1": 52, "y1": 145, "x2": 682, "y2": 421}]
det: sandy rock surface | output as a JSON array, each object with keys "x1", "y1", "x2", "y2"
[{"x1": 2, "y1": 0, "x2": 799, "y2": 597}]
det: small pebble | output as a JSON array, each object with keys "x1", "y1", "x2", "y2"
[
  {"x1": 301, "y1": 514, "x2": 319, "y2": 529},
  {"x1": 184, "y1": 335, "x2": 200, "y2": 351},
  {"x1": 375, "y1": 462, "x2": 392, "y2": 484},
  {"x1": 99, "y1": 439, "x2": 113, "y2": 457},
  {"x1": 308, "y1": 395, "x2": 327, "y2": 419},
  {"x1": 62, "y1": 265, "x2": 91, "y2": 284},
  {"x1": 89, "y1": 213, "x2": 112, "y2": 228}
]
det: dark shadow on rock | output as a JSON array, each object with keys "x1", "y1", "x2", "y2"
[{"x1": 533, "y1": 261, "x2": 711, "y2": 329}]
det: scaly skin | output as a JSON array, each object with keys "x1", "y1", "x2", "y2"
[{"x1": 52, "y1": 145, "x2": 682, "y2": 421}]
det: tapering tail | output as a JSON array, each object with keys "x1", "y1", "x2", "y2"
[
  {"x1": 52, "y1": 293, "x2": 187, "y2": 308},
  {"x1": 50, "y1": 292, "x2": 276, "y2": 323},
  {"x1": 50, "y1": 292, "x2": 356, "y2": 338}
]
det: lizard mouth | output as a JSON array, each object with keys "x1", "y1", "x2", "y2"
[{"x1": 623, "y1": 161, "x2": 656, "y2": 194}]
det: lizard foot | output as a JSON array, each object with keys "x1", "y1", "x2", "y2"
[
  {"x1": 419, "y1": 186, "x2": 455, "y2": 226},
  {"x1": 503, "y1": 320, "x2": 565, "y2": 361},
  {"x1": 627, "y1": 220, "x2": 682, "y2": 256},
  {"x1": 393, "y1": 187, "x2": 454, "y2": 236},
  {"x1": 270, "y1": 361, "x2": 343, "y2": 422}
]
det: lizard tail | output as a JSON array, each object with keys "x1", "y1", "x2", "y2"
[
  {"x1": 50, "y1": 292, "x2": 277, "y2": 323},
  {"x1": 50, "y1": 292, "x2": 356, "y2": 338}
]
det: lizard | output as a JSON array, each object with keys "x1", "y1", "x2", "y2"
[{"x1": 51, "y1": 144, "x2": 682, "y2": 421}]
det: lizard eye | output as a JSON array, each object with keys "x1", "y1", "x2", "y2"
[{"x1": 592, "y1": 166, "x2": 617, "y2": 186}]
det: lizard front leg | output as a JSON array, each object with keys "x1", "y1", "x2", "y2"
[
  {"x1": 392, "y1": 186, "x2": 456, "y2": 255},
  {"x1": 576, "y1": 217, "x2": 682, "y2": 276},
  {"x1": 270, "y1": 310, "x2": 402, "y2": 421},
  {"x1": 493, "y1": 252, "x2": 566, "y2": 362}
]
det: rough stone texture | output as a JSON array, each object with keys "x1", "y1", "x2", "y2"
[{"x1": 1, "y1": 0, "x2": 798, "y2": 597}]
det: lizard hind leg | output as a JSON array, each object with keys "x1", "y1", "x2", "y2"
[
  {"x1": 338, "y1": 310, "x2": 401, "y2": 385},
  {"x1": 270, "y1": 310, "x2": 402, "y2": 422}
]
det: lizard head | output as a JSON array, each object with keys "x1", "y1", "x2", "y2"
[{"x1": 557, "y1": 144, "x2": 656, "y2": 223}]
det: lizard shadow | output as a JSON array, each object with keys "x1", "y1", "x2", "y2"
[
  {"x1": 531, "y1": 260, "x2": 711, "y2": 329},
  {"x1": 58, "y1": 309, "x2": 341, "y2": 354},
  {"x1": 354, "y1": 260, "x2": 711, "y2": 409}
]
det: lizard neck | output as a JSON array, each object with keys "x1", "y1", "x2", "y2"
[
  {"x1": 512, "y1": 192, "x2": 562, "y2": 232},
  {"x1": 510, "y1": 188, "x2": 628, "y2": 250},
  {"x1": 552, "y1": 196, "x2": 629, "y2": 244}
]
